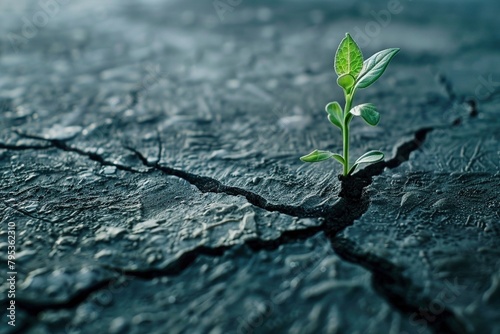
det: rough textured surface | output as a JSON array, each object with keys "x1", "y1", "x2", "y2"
[
  {"x1": 26, "y1": 236, "x2": 419, "y2": 334},
  {"x1": 0, "y1": 0, "x2": 499, "y2": 333}
]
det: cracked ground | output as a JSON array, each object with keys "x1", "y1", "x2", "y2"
[{"x1": 1, "y1": 0, "x2": 499, "y2": 333}]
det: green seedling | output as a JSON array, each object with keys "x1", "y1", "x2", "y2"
[{"x1": 300, "y1": 33, "x2": 399, "y2": 176}]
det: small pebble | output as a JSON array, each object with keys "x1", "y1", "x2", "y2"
[
  {"x1": 103, "y1": 166, "x2": 116, "y2": 175},
  {"x1": 109, "y1": 317, "x2": 128, "y2": 334}
]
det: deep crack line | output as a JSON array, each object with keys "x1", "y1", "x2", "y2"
[
  {"x1": 6, "y1": 126, "x2": 433, "y2": 254},
  {"x1": 0, "y1": 142, "x2": 52, "y2": 150},
  {"x1": 8, "y1": 126, "x2": 433, "y2": 222},
  {"x1": 16, "y1": 278, "x2": 114, "y2": 315},
  {"x1": 5, "y1": 133, "x2": 338, "y2": 220},
  {"x1": 331, "y1": 238, "x2": 468, "y2": 334},
  {"x1": 329, "y1": 126, "x2": 469, "y2": 334},
  {"x1": 12, "y1": 131, "x2": 149, "y2": 174},
  {"x1": 7, "y1": 127, "x2": 435, "y2": 284},
  {"x1": 11, "y1": 125, "x2": 465, "y2": 334},
  {"x1": 124, "y1": 126, "x2": 431, "y2": 220},
  {"x1": 7, "y1": 72, "x2": 483, "y2": 333},
  {"x1": 101, "y1": 224, "x2": 331, "y2": 279},
  {"x1": 357, "y1": 127, "x2": 433, "y2": 178},
  {"x1": 125, "y1": 145, "x2": 339, "y2": 219}
]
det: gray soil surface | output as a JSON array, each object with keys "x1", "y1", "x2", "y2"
[{"x1": 0, "y1": 0, "x2": 499, "y2": 333}]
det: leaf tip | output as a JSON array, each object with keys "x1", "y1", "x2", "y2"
[{"x1": 299, "y1": 154, "x2": 311, "y2": 162}]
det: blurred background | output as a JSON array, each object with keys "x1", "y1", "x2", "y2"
[{"x1": 1, "y1": 0, "x2": 498, "y2": 199}]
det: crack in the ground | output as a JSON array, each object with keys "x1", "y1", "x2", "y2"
[
  {"x1": 6, "y1": 125, "x2": 431, "y2": 221},
  {"x1": 125, "y1": 145, "x2": 341, "y2": 219},
  {"x1": 331, "y1": 128, "x2": 466, "y2": 333},
  {"x1": 117, "y1": 125, "x2": 465, "y2": 333},
  {"x1": 331, "y1": 238, "x2": 468, "y2": 334},
  {"x1": 7, "y1": 123, "x2": 470, "y2": 333},
  {"x1": 1, "y1": 201, "x2": 58, "y2": 224},
  {"x1": 12, "y1": 131, "x2": 149, "y2": 174},
  {"x1": 0, "y1": 142, "x2": 52, "y2": 150},
  {"x1": 15, "y1": 131, "x2": 426, "y2": 288},
  {"x1": 96, "y1": 229, "x2": 330, "y2": 280},
  {"x1": 16, "y1": 279, "x2": 114, "y2": 315}
]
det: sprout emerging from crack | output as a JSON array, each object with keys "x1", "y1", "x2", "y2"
[{"x1": 301, "y1": 33, "x2": 399, "y2": 176}]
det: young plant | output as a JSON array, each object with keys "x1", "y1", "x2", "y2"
[{"x1": 300, "y1": 33, "x2": 399, "y2": 176}]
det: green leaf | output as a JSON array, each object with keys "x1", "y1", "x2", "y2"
[
  {"x1": 350, "y1": 103, "x2": 380, "y2": 126},
  {"x1": 354, "y1": 150, "x2": 384, "y2": 165},
  {"x1": 325, "y1": 102, "x2": 343, "y2": 129},
  {"x1": 331, "y1": 154, "x2": 345, "y2": 165},
  {"x1": 334, "y1": 33, "x2": 363, "y2": 79},
  {"x1": 347, "y1": 164, "x2": 358, "y2": 175},
  {"x1": 300, "y1": 150, "x2": 334, "y2": 163},
  {"x1": 347, "y1": 151, "x2": 384, "y2": 175},
  {"x1": 355, "y1": 48, "x2": 399, "y2": 90},
  {"x1": 337, "y1": 74, "x2": 355, "y2": 91}
]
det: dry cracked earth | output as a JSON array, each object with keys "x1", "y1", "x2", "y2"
[{"x1": 0, "y1": 0, "x2": 499, "y2": 333}]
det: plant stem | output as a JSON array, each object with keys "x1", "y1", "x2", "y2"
[{"x1": 342, "y1": 94, "x2": 353, "y2": 176}]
